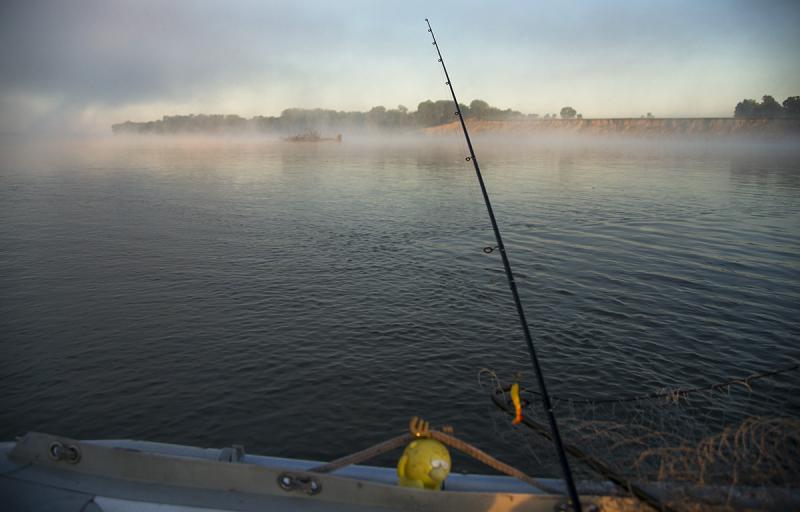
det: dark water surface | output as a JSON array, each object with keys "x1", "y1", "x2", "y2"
[{"x1": 1, "y1": 136, "x2": 798, "y2": 474}]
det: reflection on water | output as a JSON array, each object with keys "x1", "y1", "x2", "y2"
[{"x1": 1, "y1": 136, "x2": 798, "y2": 474}]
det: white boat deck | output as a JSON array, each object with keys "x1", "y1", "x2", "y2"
[{"x1": 0, "y1": 433, "x2": 624, "y2": 512}]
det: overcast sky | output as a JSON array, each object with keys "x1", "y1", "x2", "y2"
[{"x1": 1, "y1": 0, "x2": 798, "y2": 134}]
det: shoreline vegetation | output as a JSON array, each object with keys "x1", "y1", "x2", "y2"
[
  {"x1": 112, "y1": 96, "x2": 800, "y2": 136},
  {"x1": 111, "y1": 99, "x2": 529, "y2": 135}
]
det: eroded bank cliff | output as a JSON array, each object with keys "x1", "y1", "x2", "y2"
[{"x1": 423, "y1": 118, "x2": 800, "y2": 136}]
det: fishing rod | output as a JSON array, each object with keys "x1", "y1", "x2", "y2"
[{"x1": 424, "y1": 19, "x2": 583, "y2": 511}]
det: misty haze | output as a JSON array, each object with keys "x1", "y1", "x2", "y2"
[{"x1": 1, "y1": 1, "x2": 799, "y2": 511}]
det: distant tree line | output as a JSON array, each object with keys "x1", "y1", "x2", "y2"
[
  {"x1": 112, "y1": 99, "x2": 537, "y2": 134},
  {"x1": 734, "y1": 95, "x2": 800, "y2": 118},
  {"x1": 559, "y1": 106, "x2": 585, "y2": 119}
]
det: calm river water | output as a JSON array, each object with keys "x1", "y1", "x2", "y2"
[{"x1": 1, "y1": 135, "x2": 798, "y2": 474}]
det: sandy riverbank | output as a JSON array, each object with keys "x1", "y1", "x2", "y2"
[{"x1": 423, "y1": 118, "x2": 800, "y2": 136}]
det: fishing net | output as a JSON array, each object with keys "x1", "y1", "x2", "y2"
[{"x1": 479, "y1": 365, "x2": 800, "y2": 510}]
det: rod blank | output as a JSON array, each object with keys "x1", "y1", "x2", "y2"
[{"x1": 424, "y1": 18, "x2": 583, "y2": 512}]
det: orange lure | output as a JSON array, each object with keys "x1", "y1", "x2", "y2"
[{"x1": 510, "y1": 382, "x2": 523, "y2": 424}]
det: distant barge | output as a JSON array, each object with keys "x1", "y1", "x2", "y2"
[{"x1": 283, "y1": 131, "x2": 342, "y2": 142}]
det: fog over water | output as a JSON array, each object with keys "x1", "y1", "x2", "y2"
[
  {"x1": 1, "y1": 134, "x2": 798, "y2": 473},
  {"x1": 2, "y1": 0, "x2": 799, "y2": 134}
]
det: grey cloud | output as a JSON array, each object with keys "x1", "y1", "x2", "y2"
[
  {"x1": 0, "y1": 0, "x2": 369, "y2": 106},
  {"x1": 1, "y1": 0, "x2": 798, "y2": 134}
]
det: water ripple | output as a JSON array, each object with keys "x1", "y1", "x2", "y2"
[{"x1": 1, "y1": 139, "x2": 798, "y2": 474}]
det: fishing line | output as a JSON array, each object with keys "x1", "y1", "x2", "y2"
[
  {"x1": 516, "y1": 363, "x2": 799, "y2": 405},
  {"x1": 424, "y1": 18, "x2": 582, "y2": 512}
]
